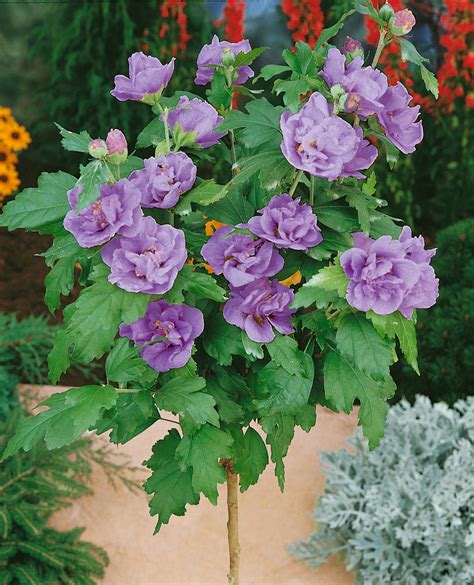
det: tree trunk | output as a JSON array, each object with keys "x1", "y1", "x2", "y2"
[{"x1": 225, "y1": 460, "x2": 240, "y2": 585}]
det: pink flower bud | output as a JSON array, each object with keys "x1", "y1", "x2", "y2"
[
  {"x1": 106, "y1": 129, "x2": 127, "y2": 154},
  {"x1": 88, "y1": 138, "x2": 108, "y2": 159},
  {"x1": 389, "y1": 9, "x2": 416, "y2": 36},
  {"x1": 106, "y1": 129, "x2": 128, "y2": 164},
  {"x1": 341, "y1": 37, "x2": 364, "y2": 63}
]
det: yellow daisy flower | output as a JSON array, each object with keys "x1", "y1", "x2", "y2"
[
  {"x1": 0, "y1": 107, "x2": 13, "y2": 127},
  {"x1": 0, "y1": 122, "x2": 31, "y2": 151},
  {"x1": 0, "y1": 163, "x2": 20, "y2": 197},
  {"x1": 0, "y1": 144, "x2": 18, "y2": 167}
]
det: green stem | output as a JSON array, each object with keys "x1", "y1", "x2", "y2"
[
  {"x1": 372, "y1": 30, "x2": 387, "y2": 68},
  {"x1": 310, "y1": 175, "x2": 316, "y2": 206},
  {"x1": 288, "y1": 169, "x2": 304, "y2": 197}
]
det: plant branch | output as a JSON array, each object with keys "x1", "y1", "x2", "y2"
[{"x1": 224, "y1": 459, "x2": 240, "y2": 585}]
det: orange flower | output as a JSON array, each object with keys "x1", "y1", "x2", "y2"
[
  {"x1": 279, "y1": 270, "x2": 302, "y2": 287},
  {"x1": 0, "y1": 163, "x2": 20, "y2": 198},
  {"x1": 0, "y1": 144, "x2": 18, "y2": 167},
  {"x1": 0, "y1": 107, "x2": 13, "y2": 128},
  {"x1": 0, "y1": 122, "x2": 31, "y2": 151},
  {"x1": 205, "y1": 220, "x2": 227, "y2": 236}
]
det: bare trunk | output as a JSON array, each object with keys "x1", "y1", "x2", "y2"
[{"x1": 224, "y1": 460, "x2": 240, "y2": 585}]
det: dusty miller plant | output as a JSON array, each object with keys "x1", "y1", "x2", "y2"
[
  {"x1": 290, "y1": 396, "x2": 474, "y2": 585},
  {"x1": 0, "y1": 2, "x2": 439, "y2": 582}
]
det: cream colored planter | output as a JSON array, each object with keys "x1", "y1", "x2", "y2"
[{"x1": 19, "y1": 384, "x2": 356, "y2": 585}]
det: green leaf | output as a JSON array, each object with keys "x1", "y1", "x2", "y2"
[
  {"x1": 232, "y1": 150, "x2": 292, "y2": 189},
  {"x1": 260, "y1": 413, "x2": 295, "y2": 491},
  {"x1": 254, "y1": 353, "x2": 314, "y2": 417},
  {"x1": 175, "y1": 179, "x2": 228, "y2": 216},
  {"x1": 42, "y1": 233, "x2": 93, "y2": 313},
  {"x1": 76, "y1": 160, "x2": 110, "y2": 211},
  {"x1": 233, "y1": 427, "x2": 269, "y2": 492},
  {"x1": 217, "y1": 99, "x2": 284, "y2": 149},
  {"x1": 314, "y1": 10, "x2": 355, "y2": 51},
  {"x1": 202, "y1": 313, "x2": 247, "y2": 366},
  {"x1": 47, "y1": 329, "x2": 71, "y2": 385},
  {"x1": 233, "y1": 46, "x2": 268, "y2": 67},
  {"x1": 323, "y1": 350, "x2": 393, "y2": 448},
  {"x1": 136, "y1": 117, "x2": 165, "y2": 149},
  {"x1": 336, "y1": 313, "x2": 394, "y2": 381},
  {"x1": 393, "y1": 313, "x2": 419, "y2": 374},
  {"x1": 344, "y1": 187, "x2": 372, "y2": 234},
  {"x1": 176, "y1": 425, "x2": 233, "y2": 504},
  {"x1": 274, "y1": 78, "x2": 310, "y2": 112},
  {"x1": 295, "y1": 404, "x2": 317, "y2": 432},
  {"x1": 205, "y1": 376, "x2": 245, "y2": 425},
  {"x1": 105, "y1": 338, "x2": 157, "y2": 385},
  {"x1": 145, "y1": 429, "x2": 200, "y2": 532},
  {"x1": 256, "y1": 64, "x2": 291, "y2": 82},
  {"x1": 315, "y1": 202, "x2": 359, "y2": 232},
  {"x1": 0, "y1": 171, "x2": 75, "y2": 234},
  {"x1": 94, "y1": 390, "x2": 159, "y2": 444},
  {"x1": 154, "y1": 376, "x2": 219, "y2": 428},
  {"x1": 55, "y1": 124, "x2": 92, "y2": 153},
  {"x1": 241, "y1": 331, "x2": 264, "y2": 360},
  {"x1": 206, "y1": 69, "x2": 232, "y2": 110},
  {"x1": 283, "y1": 42, "x2": 316, "y2": 76},
  {"x1": 265, "y1": 333, "x2": 305, "y2": 376},
  {"x1": 2, "y1": 385, "x2": 117, "y2": 458},
  {"x1": 119, "y1": 155, "x2": 144, "y2": 178},
  {"x1": 304, "y1": 261, "x2": 348, "y2": 297},
  {"x1": 299, "y1": 310, "x2": 331, "y2": 350},
  {"x1": 201, "y1": 185, "x2": 255, "y2": 225},
  {"x1": 171, "y1": 264, "x2": 226, "y2": 302},
  {"x1": 44, "y1": 257, "x2": 76, "y2": 313},
  {"x1": 60, "y1": 263, "x2": 150, "y2": 364},
  {"x1": 420, "y1": 64, "x2": 439, "y2": 99}
]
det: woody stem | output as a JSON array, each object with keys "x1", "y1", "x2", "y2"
[{"x1": 224, "y1": 460, "x2": 240, "y2": 585}]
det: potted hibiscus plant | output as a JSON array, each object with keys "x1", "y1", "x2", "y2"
[{"x1": 0, "y1": 2, "x2": 439, "y2": 583}]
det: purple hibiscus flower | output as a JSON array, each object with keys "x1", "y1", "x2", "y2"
[
  {"x1": 128, "y1": 152, "x2": 197, "y2": 209},
  {"x1": 377, "y1": 82, "x2": 424, "y2": 154},
  {"x1": 195, "y1": 35, "x2": 255, "y2": 85},
  {"x1": 242, "y1": 194, "x2": 323, "y2": 251},
  {"x1": 166, "y1": 96, "x2": 226, "y2": 148},
  {"x1": 120, "y1": 300, "x2": 204, "y2": 373},
  {"x1": 280, "y1": 93, "x2": 377, "y2": 181},
  {"x1": 320, "y1": 47, "x2": 388, "y2": 118},
  {"x1": 63, "y1": 180, "x2": 143, "y2": 248},
  {"x1": 101, "y1": 216, "x2": 187, "y2": 294},
  {"x1": 223, "y1": 278, "x2": 295, "y2": 343},
  {"x1": 201, "y1": 225, "x2": 284, "y2": 287},
  {"x1": 340, "y1": 231, "x2": 438, "y2": 318},
  {"x1": 111, "y1": 52, "x2": 174, "y2": 103},
  {"x1": 398, "y1": 227, "x2": 438, "y2": 318}
]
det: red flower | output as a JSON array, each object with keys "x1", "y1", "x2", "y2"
[
  {"x1": 281, "y1": 0, "x2": 324, "y2": 48},
  {"x1": 223, "y1": 0, "x2": 246, "y2": 42}
]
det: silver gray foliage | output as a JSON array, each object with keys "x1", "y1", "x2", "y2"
[{"x1": 289, "y1": 396, "x2": 474, "y2": 585}]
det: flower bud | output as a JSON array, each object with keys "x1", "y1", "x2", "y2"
[
  {"x1": 341, "y1": 36, "x2": 364, "y2": 64},
  {"x1": 88, "y1": 138, "x2": 108, "y2": 159},
  {"x1": 105, "y1": 129, "x2": 128, "y2": 164},
  {"x1": 222, "y1": 48, "x2": 235, "y2": 68},
  {"x1": 389, "y1": 9, "x2": 416, "y2": 36},
  {"x1": 379, "y1": 2, "x2": 395, "y2": 22}
]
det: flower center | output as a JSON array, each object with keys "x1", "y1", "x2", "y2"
[
  {"x1": 11, "y1": 132, "x2": 19, "y2": 139},
  {"x1": 0, "y1": 174, "x2": 8, "y2": 182},
  {"x1": 0, "y1": 153, "x2": 6, "y2": 162}
]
